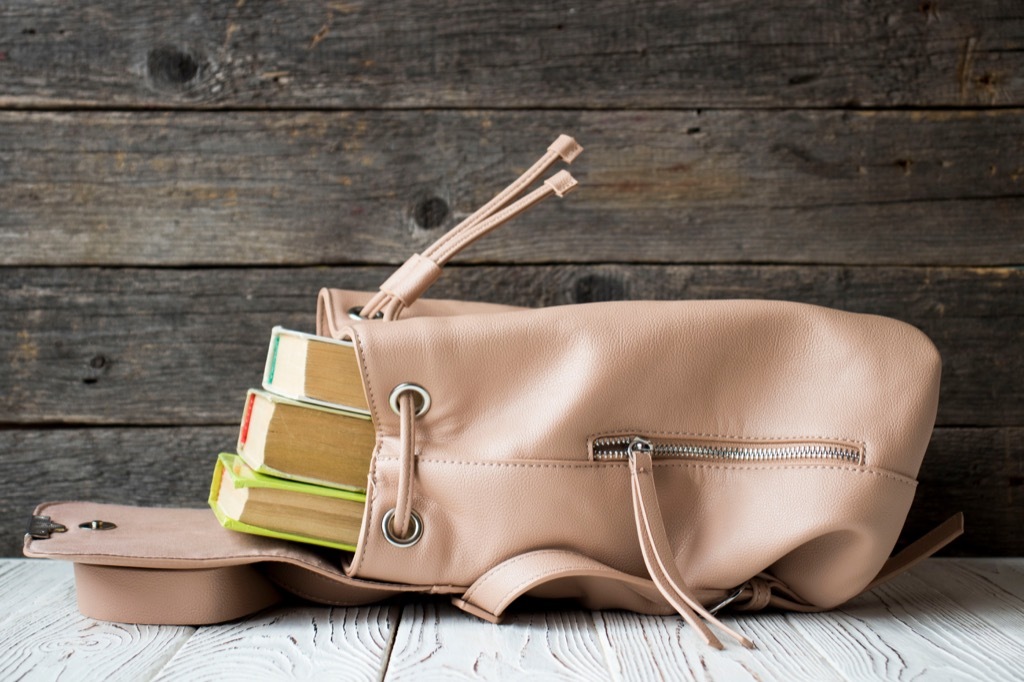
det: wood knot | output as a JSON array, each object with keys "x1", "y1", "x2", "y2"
[
  {"x1": 413, "y1": 197, "x2": 449, "y2": 230},
  {"x1": 147, "y1": 46, "x2": 202, "y2": 90},
  {"x1": 787, "y1": 73, "x2": 819, "y2": 86},
  {"x1": 574, "y1": 273, "x2": 627, "y2": 303},
  {"x1": 83, "y1": 354, "x2": 110, "y2": 385}
]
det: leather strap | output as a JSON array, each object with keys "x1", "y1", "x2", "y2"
[
  {"x1": 451, "y1": 548, "x2": 711, "y2": 623},
  {"x1": 315, "y1": 289, "x2": 524, "y2": 340},
  {"x1": 421, "y1": 135, "x2": 581, "y2": 268},
  {"x1": 862, "y1": 512, "x2": 964, "y2": 593},
  {"x1": 451, "y1": 463, "x2": 964, "y2": 648},
  {"x1": 450, "y1": 551, "x2": 827, "y2": 621}
]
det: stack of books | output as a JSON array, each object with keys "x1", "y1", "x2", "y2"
[{"x1": 208, "y1": 327, "x2": 373, "y2": 551}]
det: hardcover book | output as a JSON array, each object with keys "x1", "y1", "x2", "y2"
[
  {"x1": 210, "y1": 452, "x2": 365, "y2": 551},
  {"x1": 238, "y1": 388, "x2": 375, "y2": 491},
  {"x1": 263, "y1": 326, "x2": 368, "y2": 413}
]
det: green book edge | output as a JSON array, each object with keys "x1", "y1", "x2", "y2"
[
  {"x1": 209, "y1": 452, "x2": 363, "y2": 552},
  {"x1": 240, "y1": 453, "x2": 369, "y2": 494}
]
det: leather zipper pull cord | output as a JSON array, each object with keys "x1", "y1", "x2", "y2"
[
  {"x1": 628, "y1": 441, "x2": 756, "y2": 650},
  {"x1": 357, "y1": 135, "x2": 582, "y2": 322}
]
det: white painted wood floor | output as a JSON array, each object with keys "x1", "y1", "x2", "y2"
[{"x1": 1, "y1": 559, "x2": 1022, "y2": 681}]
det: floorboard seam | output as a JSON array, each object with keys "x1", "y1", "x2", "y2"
[
  {"x1": 376, "y1": 603, "x2": 403, "y2": 682},
  {"x1": 139, "y1": 626, "x2": 198, "y2": 682}
]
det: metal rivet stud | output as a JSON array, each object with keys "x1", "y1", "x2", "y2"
[{"x1": 79, "y1": 520, "x2": 117, "y2": 531}]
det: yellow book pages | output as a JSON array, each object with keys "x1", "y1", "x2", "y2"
[
  {"x1": 237, "y1": 389, "x2": 375, "y2": 491},
  {"x1": 263, "y1": 327, "x2": 368, "y2": 413},
  {"x1": 209, "y1": 453, "x2": 364, "y2": 551}
]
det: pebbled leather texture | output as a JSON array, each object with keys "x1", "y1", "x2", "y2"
[
  {"x1": 74, "y1": 563, "x2": 282, "y2": 625},
  {"x1": 344, "y1": 298, "x2": 940, "y2": 609}
]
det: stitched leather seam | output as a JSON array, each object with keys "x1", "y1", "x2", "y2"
[
  {"x1": 27, "y1": 549, "x2": 330, "y2": 564},
  {"x1": 348, "y1": 325, "x2": 379, "y2": 576},
  {"x1": 349, "y1": 446, "x2": 380, "y2": 576},
  {"x1": 265, "y1": 568, "x2": 421, "y2": 605},
  {"x1": 277, "y1": 564, "x2": 406, "y2": 590},
  {"x1": 348, "y1": 326, "x2": 381, "y2": 430},
  {"x1": 31, "y1": 547, "x2": 424, "y2": 594},
  {"x1": 374, "y1": 457, "x2": 917, "y2": 486},
  {"x1": 264, "y1": 577, "x2": 368, "y2": 607}
]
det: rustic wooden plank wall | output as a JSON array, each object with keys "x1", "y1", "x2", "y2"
[{"x1": 0, "y1": 1, "x2": 1021, "y2": 558}]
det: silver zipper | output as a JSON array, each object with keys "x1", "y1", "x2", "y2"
[{"x1": 593, "y1": 435, "x2": 862, "y2": 465}]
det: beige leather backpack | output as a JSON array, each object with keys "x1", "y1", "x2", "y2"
[{"x1": 25, "y1": 135, "x2": 962, "y2": 650}]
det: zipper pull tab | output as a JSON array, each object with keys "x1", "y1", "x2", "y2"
[
  {"x1": 627, "y1": 436, "x2": 654, "y2": 471},
  {"x1": 628, "y1": 436, "x2": 653, "y2": 460}
]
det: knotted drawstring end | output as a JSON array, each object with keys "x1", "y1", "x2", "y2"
[
  {"x1": 544, "y1": 170, "x2": 579, "y2": 197},
  {"x1": 548, "y1": 134, "x2": 584, "y2": 163}
]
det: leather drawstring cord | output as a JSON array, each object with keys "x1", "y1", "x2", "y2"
[
  {"x1": 391, "y1": 391, "x2": 417, "y2": 540},
  {"x1": 380, "y1": 136, "x2": 583, "y2": 541},
  {"x1": 357, "y1": 135, "x2": 582, "y2": 321}
]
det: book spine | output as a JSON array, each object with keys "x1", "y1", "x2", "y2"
[
  {"x1": 239, "y1": 392, "x2": 257, "y2": 446},
  {"x1": 266, "y1": 333, "x2": 281, "y2": 385}
]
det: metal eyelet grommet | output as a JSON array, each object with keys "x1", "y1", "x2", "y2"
[
  {"x1": 348, "y1": 306, "x2": 384, "y2": 321},
  {"x1": 381, "y1": 508, "x2": 423, "y2": 547},
  {"x1": 389, "y1": 383, "x2": 431, "y2": 417}
]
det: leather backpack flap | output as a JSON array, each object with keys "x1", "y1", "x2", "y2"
[
  {"x1": 343, "y1": 298, "x2": 942, "y2": 611},
  {"x1": 23, "y1": 501, "x2": 421, "y2": 625}
]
